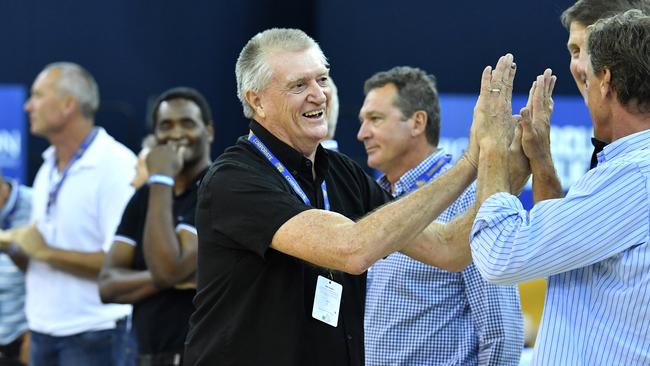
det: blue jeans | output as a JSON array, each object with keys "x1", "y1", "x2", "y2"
[{"x1": 30, "y1": 318, "x2": 136, "y2": 366}]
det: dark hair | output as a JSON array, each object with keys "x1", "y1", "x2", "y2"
[
  {"x1": 149, "y1": 87, "x2": 213, "y2": 129},
  {"x1": 588, "y1": 10, "x2": 650, "y2": 113},
  {"x1": 364, "y1": 66, "x2": 440, "y2": 146},
  {"x1": 560, "y1": 0, "x2": 650, "y2": 29}
]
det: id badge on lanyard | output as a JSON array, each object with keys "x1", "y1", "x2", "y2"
[{"x1": 248, "y1": 132, "x2": 341, "y2": 327}]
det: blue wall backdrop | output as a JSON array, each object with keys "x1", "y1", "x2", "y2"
[{"x1": 0, "y1": 0, "x2": 584, "y2": 193}]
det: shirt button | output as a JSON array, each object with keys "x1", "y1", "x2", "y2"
[{"x1": 346, "y1": 334, "x2": 352, "y2": 340}]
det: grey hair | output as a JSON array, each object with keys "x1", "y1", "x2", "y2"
[
  {"x1": 326, "y1": 77, "x2": 339, "y2": 139},
  {"x1": 42, "y1": 62, "x2": 99, "y2": 119},
  {"x1": 235, "y1": 28, "x2": 327, "y2": 119}
]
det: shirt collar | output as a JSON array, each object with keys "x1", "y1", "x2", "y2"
[
  {"x1": 597, "y1": 129, "x2": 650, "y2": 164},
  {"x1": 41, "y1": 127, "x2": 107, "y2": 169},
  {"x1": 0, "y1": 179, "x2": 19, "y2": 220},
  {"x1": 249, "y1": 120, "x2": 330, "y2": 180},
  {"x1": 377, "y1": 149, "x2": 449, "y2": 197},
  {"x1": 178, "y1": 167, "x2": 209, "y2": 198}
]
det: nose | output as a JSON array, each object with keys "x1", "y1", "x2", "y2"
[
  {"x1": 24, "y1": 98, "x2": 32, "y2": 112},
  {"x1": 159, "y1": 124, "x2": 186, "y2": 143},
  {"x1": 357, "y1": 120, "x2": 371, "y2": 141},
  {"x1": 307, "y1": 81, "x2": 327, "y2": 105}
]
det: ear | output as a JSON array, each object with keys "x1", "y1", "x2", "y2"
[
  {"x1": 599, "y1": 68, "x2": 612, "y2": 99},
  {"x1": 62, "y1": 95, "x2": 77, "y2": 117},
  {"x1": 245, "y1": 90, "x2": 265, "y2": 119},
  {"x1": 410, "y1": 110, "x2": 428, "y2": 137},
  {"x1": 205, "y1": 122, "x2": 215, "y2": 143}
]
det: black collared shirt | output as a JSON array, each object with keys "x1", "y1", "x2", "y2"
[
  {"x1": 184, "y1": 121, "x2": 390, "y2": 366},
  {"x1": 115, "y1": 170, "x2": 205, "y2": 354}
]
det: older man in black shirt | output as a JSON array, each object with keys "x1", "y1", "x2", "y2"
[{"x1": 184, "y1": 28, "x2": 521, "y2": 366}]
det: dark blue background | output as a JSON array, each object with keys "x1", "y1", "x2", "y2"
[{"x1": 0, "y1": 0, "x2": 578, "y2": 184}]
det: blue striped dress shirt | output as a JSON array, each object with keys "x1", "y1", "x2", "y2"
[
  {"x1": 471, "y1": 129, "x2": 650, "y2": 365},
  {"x1": 365, "y1": 150, "x2": 523, "y2": 366},
  {"x1": 0, "y1": 180, "x2": 32, "y2": 345}
]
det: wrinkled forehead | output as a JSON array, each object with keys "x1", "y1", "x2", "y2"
[{"x1": 266, "y1": 47, "x2": 329, "y2": 83}]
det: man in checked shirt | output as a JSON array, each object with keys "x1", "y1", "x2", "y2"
[{"x1": 358, "y1": 66, "x2": 523, "y2": 365}]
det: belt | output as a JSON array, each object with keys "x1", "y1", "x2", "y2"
[{"x1": 137, "y1": 351, "x2": 182, "y2": 366}]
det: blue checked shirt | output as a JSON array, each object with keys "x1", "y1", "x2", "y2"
[
  {"x1": 471, "y1": 129, "x2": 650, "y2": 365},
  {"x1": 0, "y1": 180, "x2": 32, "y2": 345},
  {"x1": 365, "y1": 150, "x2": 523, "y2": 366}
]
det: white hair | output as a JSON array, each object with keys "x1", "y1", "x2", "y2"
[
  {"x1": 326, "y1": 77, "x2": 339, "y2": 139},
  {"x1": 235, "y1": 28, "x2": 327, "y2": 118},
  {"x1": 42, "y1": 62, "x2": 99, "y2": 119}
]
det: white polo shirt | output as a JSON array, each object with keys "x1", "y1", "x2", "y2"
[{"x1": 27, "y1": 127, "x2": 136, "y2": 336}]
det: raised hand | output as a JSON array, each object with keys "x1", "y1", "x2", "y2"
[
  {"x1": 520, "y1": 69, "x2": 563, "y2": 202},
  {"x1": 520, "y1": 69, "x2": 556, "y2": 163},
  {"x1": 146, "y1": 141, "x2": 186, "y2": 177},
  {"x1": 472, "y1": 54, "x2": 518, "y2": 151},
  {"x1": 509, "y1": 116, "x2": 531, "y2": 195}
]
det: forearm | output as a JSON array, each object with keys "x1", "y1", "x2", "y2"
[
  {"x1": 402, "y1": 204, "x2": 478, "y2": 272},
  {"x1": 273, "y1": 158, "x2": 476, "y2": 274},
  {"x1": 99, "y1": 268, "x2": 160, "y2": 304},
  {"x1": 477, "y1": 142, "x2": 510, "y2": 204},
  {"x1": 40, "y1": 248, "x2": 104, "y2": 278},
  {"x1": 530, "y1": 158, "x2": 563, "y2": 202},
  {"x1": 143, "y1": 185, "x2": 196, "y2": 287}
]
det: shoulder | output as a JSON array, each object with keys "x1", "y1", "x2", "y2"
[
  {"x1": 18, "y1": 184, "x2": 33, "y2": 199},
  {"x1": 325, "y1": 150, "x2": 373, "y2": 183},
  {"x1": 95, "y1": 129, "x2": 137, "y2": 165},
  {"x1": 202, "y1": 139, "x2": 280, "y2": 188}
]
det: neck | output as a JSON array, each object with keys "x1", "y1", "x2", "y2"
[
  {"x1": 385, "y1": 144, "x2": 438, "y2": 189},
  {"x1": 173, "y1": 156, "x2": 211, "y2": 195},
  {"x1": 0, "y1": 180, "x2": 11, "y2": 211},
  {"x1": 51, "y1": 120, "x2": 94, "y2": 171},
  {"x1": 258, "y1": 120, "x2": 320, "y2": 163},
  {"x1": 610, "y1": 105, "x2": 650, "y2": 142}
]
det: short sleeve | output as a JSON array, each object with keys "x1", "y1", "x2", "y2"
[
  {"x1": 198, "y1": 158, "x2": 311, "y2": 258},
  {"x1": 113, "y1": 188, "x2": 146, "y2": 247}
]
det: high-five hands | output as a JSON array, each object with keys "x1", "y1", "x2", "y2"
[{"x1": 520, "y1": 68, "x2": 556, "y2": 166}]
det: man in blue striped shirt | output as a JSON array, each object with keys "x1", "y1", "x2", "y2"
[
  {"x1": 471, "y1": 11, "x2": 650, "y2": 365},
  {"x1": 562, "y1": 0, "x2": 650, "y2": 169},
  {"x1": 359, "y1": 66, "x2": 523, "y2": 365},
  {"x1": 0, "y1": 172, "x2": 32, "y2": 365}
]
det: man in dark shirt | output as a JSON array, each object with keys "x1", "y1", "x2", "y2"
[
  {"x1": 183, "y1": 28, "x2": 524, "y2": 366},
  {"x1": 98, "y1": 87, "x2": 213, "y2": 366}
]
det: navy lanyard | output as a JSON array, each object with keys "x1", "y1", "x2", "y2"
[
  {"x1": 47, "y1": 128, "x2": 99, "y2": 215},
  {"x1": 248, "y1": 132, "x2": 330, "y2": 210},
  {"x1": 1, "y1": 181, "x2": 19, "y2": 230},
  {"x1": 406, "y1": 154, "x2": 452, "y2": 192}
]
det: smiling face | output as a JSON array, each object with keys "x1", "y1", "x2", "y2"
[
  {"x1": 250, "y1": 47, "x2": 331, "y2": 154},
  {"x1": 568, "y1": 21, "x2": 589, "y2": 101},
  {"x1": 357, "y1": 83, "x2": 417, "y2": 177},
  {"x1": 154, "y1": 98, "x2": 213, "y2": 167}
]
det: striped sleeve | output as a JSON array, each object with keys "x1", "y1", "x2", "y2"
[{"x1": 470, "y1": 160, "x2": 649, "y2": 284}]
